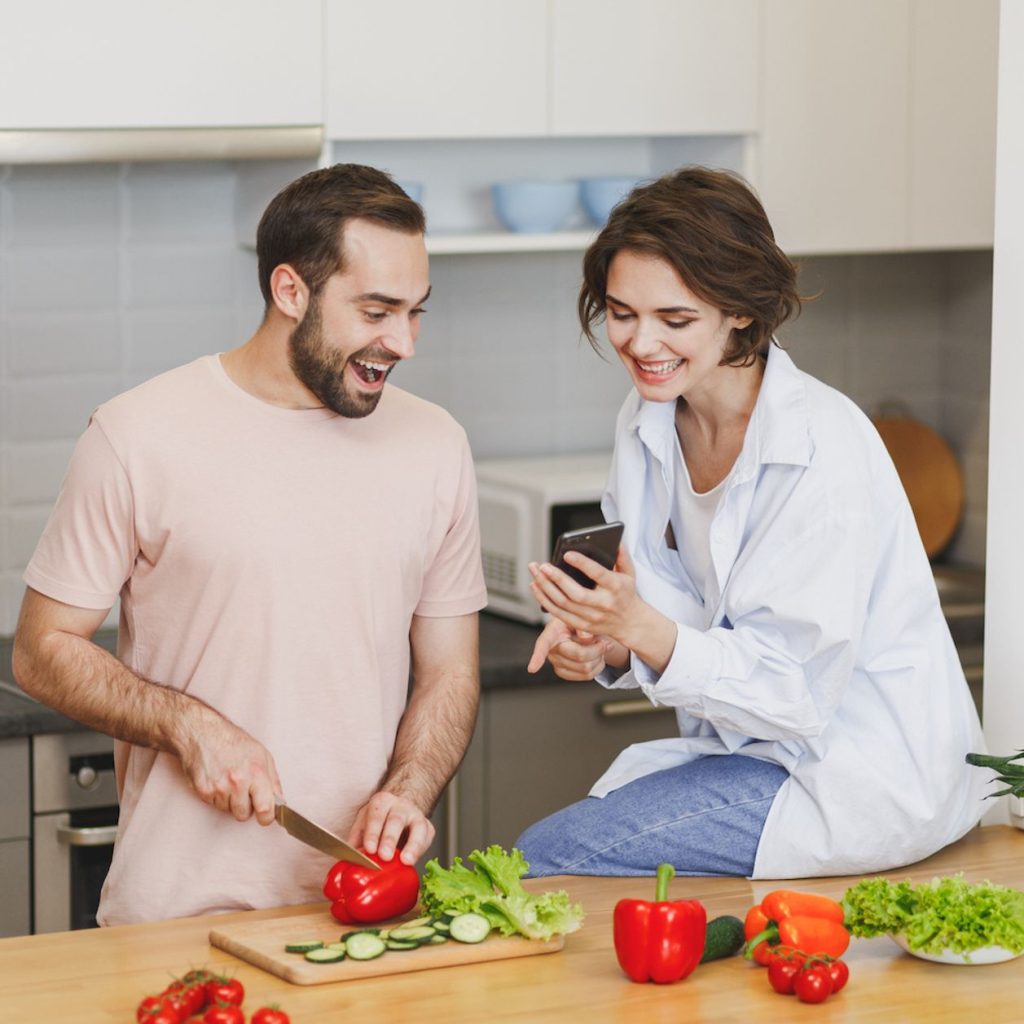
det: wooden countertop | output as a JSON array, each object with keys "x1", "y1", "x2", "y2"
[{"x1": 3, "y1": 826, "x2": 1023, "y2": 1022}]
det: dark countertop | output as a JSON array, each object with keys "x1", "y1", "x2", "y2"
[{"x1": 0, "y1": 613, "x2": 554, "y2": 740}]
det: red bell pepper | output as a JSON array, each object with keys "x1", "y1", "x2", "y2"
[
  {"x1": 322, "y1": 851, "x2": 420, "y2": 924},
  {"x1": 743, "y1": 889, "x2": 849, "y2": 965},
  {"x1": 613, "y1": 863, "x2": 707, "y2": 984}
]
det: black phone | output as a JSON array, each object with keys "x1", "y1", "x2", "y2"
[{"x1": 550, "y1": 521, "x2": 625, "y2": 589}]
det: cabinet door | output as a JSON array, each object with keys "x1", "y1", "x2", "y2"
[
  {"x1": 0, "y1": 841, "x2": 31, "y2": 937},
  {"x1": 476, "y1": 685, "x2": 676, "y2": 854},
  {"x1": 550, "y1": 0, "x2": 759, "y2": 136},
  {"x1": 0, "y1": 738, "x2": 29, "y2": 840},
  {"x1": 325, "y1": 0, "x2": 547, "y2": 140},
  {"x1": 758, "y1": 0, "x2": 912, "y2": 253},
  {"x1": 908, "y1": 0, "x2": 998, "y2": 249},
  {"x1": 0, "y1": 1, "x2": 321, "y2": 130}
]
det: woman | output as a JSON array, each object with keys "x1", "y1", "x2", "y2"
[{"x1": 516, "y1": 167, "x2": 987, "y2": 879}]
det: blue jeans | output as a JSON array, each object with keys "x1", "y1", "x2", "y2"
[{"x1": 515, "y1": 754, "x2": 789, "y2": 877}]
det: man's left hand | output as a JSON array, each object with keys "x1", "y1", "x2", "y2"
[{"x1": 347, "y1": 790, "x2": 435, "y2": 865}]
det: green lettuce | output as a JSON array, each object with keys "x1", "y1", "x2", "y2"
[
  {"x1": 842, "y1": 874, "x2": 1024, "y2": 956},
  {"x1": 420, "y1": 845, "x2": 584, "y2": 941}
]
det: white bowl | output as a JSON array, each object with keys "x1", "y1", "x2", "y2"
[{"x1": 889, "y1": 933, "x2": 1023, "y2": 964}]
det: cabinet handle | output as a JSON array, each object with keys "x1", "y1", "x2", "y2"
[
  {"x1": 56, "y1": 824, "x2": 117, "y2": 848},
  {"x1": 598, "y1": 699, "x2": 674, "y2": 718}
]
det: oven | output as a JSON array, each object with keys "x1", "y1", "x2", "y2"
[{"x1": 31, "y1": 731, "x2": 119, "y2": 934}]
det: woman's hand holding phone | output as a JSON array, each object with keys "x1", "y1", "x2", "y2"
[{"x1": 528, "y1": 543, "x2": 678, "y2": 677}]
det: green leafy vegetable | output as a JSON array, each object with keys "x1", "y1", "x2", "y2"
[
  {"x1": 966, "y1": 750, "x2": 1024, "y2": 798},
  {"x1": 842, "y1": 874, "x2": 1024, "y2": 956},
  {"x1": 421, "y1": 845, "x2": 584, "y2": 941}
]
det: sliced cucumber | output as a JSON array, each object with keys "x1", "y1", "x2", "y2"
[
  {"x1": 305, "y1": 946, "x2": 346, "y2": 963},
  {"x1": 431, "y1": 920, "x2": 451, "y2": 933},
  {"x1": 426, "y1": 933, "x2": 449, "y2": 945},
  {"x1": 345, "y1": 932, "x2": 387, "y2": 961},
  {"x1": 399, "y1": 915, "x2": 433, "y2": 929},
  {"x1": 325, "y1": 941, "x2": 348, "y2": 952},
  {"x1": 388, "y1": 925, "x2": 437, "y2": 943},
  {"x1": 284, "y1": 939, "x2": 324, "y2": 954},
  {"x1": 385, "y1": 939, "x2": 421, "y2": 951},
  {"x1": 449, "y1": 912, "x2": 491, "y2": 944}
]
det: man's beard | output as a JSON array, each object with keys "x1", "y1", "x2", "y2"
[{"x1": 287, "y1": 297, "x2": 388, "y2": 419}]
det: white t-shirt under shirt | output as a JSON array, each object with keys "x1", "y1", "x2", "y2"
[
  {"x1": 669, "y1": 435, "x2": 728, "y2": 604},
  {"x1": 24, "y1": 355, "x2": 487, "y2": 925}
]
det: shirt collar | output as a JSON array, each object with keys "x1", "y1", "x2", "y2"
[{"x1": 627, "y1": 343, "x2": 812, "y2": 474}]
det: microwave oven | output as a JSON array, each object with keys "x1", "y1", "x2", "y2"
[{"x1": 475, "y1": 452, "x2": 612, "y2": 624}]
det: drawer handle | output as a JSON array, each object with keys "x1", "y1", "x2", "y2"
[
  {"x1": 56, "y1": 824, "x2": 118, "y2": 848},
  {"x1": 598, "y1": 699, "x2": 673, "y2": 718}
]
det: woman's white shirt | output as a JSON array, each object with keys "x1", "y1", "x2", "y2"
[{"x1": 592, "y1": 345, "x2": 987, "y2": 878}]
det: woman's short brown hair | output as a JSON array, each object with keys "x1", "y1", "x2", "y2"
[
  {"x1": 579, "y1": 166, "x2": 800, "y2": 365},
  {"x1": 256, "y1": 163, "x2": 425, "y2": 307}
]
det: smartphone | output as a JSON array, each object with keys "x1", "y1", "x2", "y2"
[{"x1": 550, "y1": 521, "x2": 625, "y2": 589}]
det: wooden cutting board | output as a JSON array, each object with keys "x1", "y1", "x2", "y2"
[
  {"x1": 209, "y1": 906, "x2": 564, "y2": 985},
  {"x1": 872, "y1": 415, "x2": 965, "y2": 558}
]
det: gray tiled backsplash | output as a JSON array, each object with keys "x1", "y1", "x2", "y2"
[{"x1": 0, "y1": 162, "x2": 993, "y2": 635}]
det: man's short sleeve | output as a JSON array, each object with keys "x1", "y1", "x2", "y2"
[
  {"x1": 414, "y1": 429, "x2": 487, "y2": 618},
  {"x1": 24, "y1": 418, "x2": 137, "y2": 611}
]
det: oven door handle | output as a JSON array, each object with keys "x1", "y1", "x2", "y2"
[{"x1": 56, "y1": 823, "x2": 118, "y2": 848}]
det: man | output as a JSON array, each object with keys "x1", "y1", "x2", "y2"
[{"x1": 12, "y1": 164, "x2": 486, "y2": 925}]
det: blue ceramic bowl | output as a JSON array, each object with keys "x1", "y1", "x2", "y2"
[
  {"x1": 491, "y1": 180, "x2": 579, "y2": 233},
  {"x1": 580, "y1": 176, "x2": 640, "y2": 225}
]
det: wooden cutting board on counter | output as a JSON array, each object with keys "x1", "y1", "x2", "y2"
[{"x1": 209, "y1": 906, "x2": 564, "y2": 985}]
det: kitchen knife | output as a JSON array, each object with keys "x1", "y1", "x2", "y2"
[{"x1": 274, "y1": 801, "x2": 380, "y2": 870}]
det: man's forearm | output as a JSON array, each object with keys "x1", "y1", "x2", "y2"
[
  {"x1": 380, "y1": 667, "x2": 480, "y2": 816},
  {"x1": 14, "y1": 628, "x2": 208, "y2": 758}
]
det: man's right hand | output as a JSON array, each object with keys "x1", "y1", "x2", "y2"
[{"x1": 176, "y1": 710, "x2": 282, "y2": 826}]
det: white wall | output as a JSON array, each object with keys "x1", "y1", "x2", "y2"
[
  {"x1": 982, "y1": 0, "x2": 1024, "y2": 803},
  {"x1": 0, "y1": 162, "x2": 993, "y2": 637}
]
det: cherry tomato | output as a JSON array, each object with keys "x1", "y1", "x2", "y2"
[
  {"x1": 158, "y1": 992, "x2": 189, "y2": 1020},
  {"x1": 145, "y1": 1011, "x2": 181, "y2": 1024},
  {"x1": 180, "y1": 981, "x2": 208, "y2": 1016},
  {"x1": 767, "y1": 958, "x2": 803, "y2": 995},
  {"x1": 206, "y1": 977, "x2": 245, "y2": 1006},
  {"x1": 252, "y1": 1008, "x2": 291, "y2": 1024},
  {"x1": 137, "y1": 996, "x2": 165, "y2": 1022},
  {"x1": 826, "y1": 958, "x2": 850, "y2": 994},
  {"x1": 204, "y1": 1007, "x2": 245, "y2": 1024},
  {"x1": 794, "y1": 963, "x2": 834, "y2": 1004}
]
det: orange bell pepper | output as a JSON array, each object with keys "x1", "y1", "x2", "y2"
[{"x1": 743, "y1": 889, "x2": 849, "y2": 965}]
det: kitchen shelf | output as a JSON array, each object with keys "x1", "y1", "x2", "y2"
[{"x1": 425, "y1": 229, "x2": 595, "y2": 255}]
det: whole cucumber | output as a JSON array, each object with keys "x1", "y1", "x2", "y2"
[{"x1": 700, "y1": 914, "x2": 746, "y2": 964}]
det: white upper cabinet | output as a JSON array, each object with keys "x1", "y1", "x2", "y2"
[
  {"x1": 908, "y1": 0, "x2": 998, "y2": 250},
  {"x1": 324, "y1": 0, "x2": 548, "y2": 140},
  {"x1": 0, "y1": 1, "x2": 321, "y2": 130},
  {"x1": 549, "y1": 0, "x2": 759, "y2": 136},
  {"x1": 758, "y1": 0, "x2": 912, "y2": 254},
  {"x1": 757, "y1": 0, "x2": 998, "y2": 254}
]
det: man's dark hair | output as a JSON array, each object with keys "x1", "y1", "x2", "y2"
[
  {"x1": 579, "y1": 166, "x2": 801, "y2": 365},
  {"x1": 256, "y1": 163, "x2": 426, "y2": 307}
]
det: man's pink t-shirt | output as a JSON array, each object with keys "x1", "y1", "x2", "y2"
[{"x1": 24, "y1": 355, "x2": 487, "y2": 925}]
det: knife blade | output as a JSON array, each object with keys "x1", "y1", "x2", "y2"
[{"x1": 274, "y1": 801, "x2": 381, "y2": 870}]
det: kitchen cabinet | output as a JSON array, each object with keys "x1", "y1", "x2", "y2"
[
  {"x1": 549, "y1": 0, "x2": 758, "y2": 136},
  {"x1": 758, "y1": 0, "x2": 998, "y2": 254},
  {"x1": 907, "y1": 0, "x2": 998, "y2": 250},
  {"x1": 324, "y1": 0, "x2": 756, "y2": 141},
  {"x1": 453, "y1": 683, "x2": 676, "y2": 856},
  {"x1": 324, "y1": 0, "x2": 548, "y2": 140},
  {"x1": 0, "y1": 738, "x2": 30, "y2": 937},
  {"x1": 0, "y1": 1, "x2": 321, "y2": 130}
]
